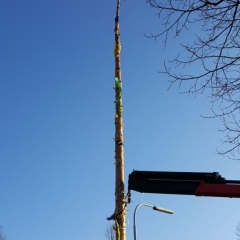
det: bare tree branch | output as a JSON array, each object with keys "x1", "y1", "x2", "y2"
[
  {"x1": 105, "y1": 224, "x2": 116, "y2": 240},
  {"x1": 0, "y1": 226, "x2": 6, "y2": 240},
  {"x1": 147, "y1": 0, "x2": 240, "y2": 159},
  {"x1": 236, "y1": 222, "x2": 240, "y2": 240}
]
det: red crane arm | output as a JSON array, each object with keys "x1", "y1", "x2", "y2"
[{"x1": 195, "y1": 181, "x2": 240, "y2": 198}]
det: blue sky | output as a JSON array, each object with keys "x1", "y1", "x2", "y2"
[{"x1": 0, "y1": 1, "x2": 239, "y2": 240}]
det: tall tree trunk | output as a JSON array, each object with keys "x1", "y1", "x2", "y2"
[{"x1": 114, "y1": 1, "x2": 126, "y2": 240}]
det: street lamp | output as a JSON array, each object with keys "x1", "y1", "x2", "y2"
[{"x1": 133, "y1": 203, "x2": 174, "y2": 240}]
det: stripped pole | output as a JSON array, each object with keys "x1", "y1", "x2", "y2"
[{"x1": 114, "y1": 0, "x2": 126, "y2": 240}]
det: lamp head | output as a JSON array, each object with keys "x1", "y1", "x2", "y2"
[{"x1": 153, "y1": 206, "x2": 174, "y2": 214}]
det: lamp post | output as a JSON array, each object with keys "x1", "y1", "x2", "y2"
[{"x1": 133, "y1": 203, "x2": 174, "y2": 240}]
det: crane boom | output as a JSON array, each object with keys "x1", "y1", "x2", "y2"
[{"x1": 128, "y1": 170, "x2": 240, "y2": 198}]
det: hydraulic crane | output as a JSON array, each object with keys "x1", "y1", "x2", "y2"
[{"x1": 128, "y1": 170, "x2": 240, "y2": 198}]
